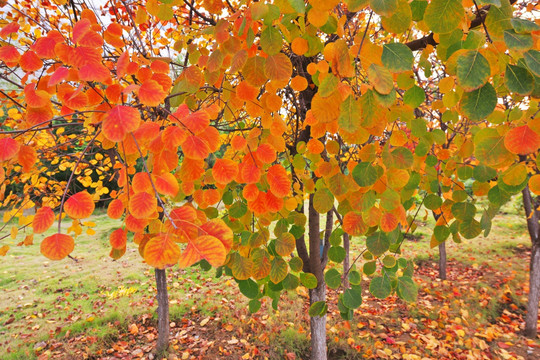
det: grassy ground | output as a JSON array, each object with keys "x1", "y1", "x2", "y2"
[{"x1": 1, "y1": 197, "x2": 539, "y2": 359}]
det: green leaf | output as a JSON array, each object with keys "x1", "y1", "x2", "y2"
[
  {"x1": 396, "y1": 276, "x2": 417, "y2": 302},
  {"x1": 343, "y1": 287, "x2": 363, "y2": 309},
  {"x1": 474, "y1": 128, "x2": 513, "y2": 167},
  {"x1": 433, "y1": 225, "x2": 450, "y2": 242},
  {"x1": 260, "y1": 26, "x2": 282, "y2": 55},
  {"x1": 505, "y1": 64, "x2": 534, "y2": 95},
  {"x1": 370, "y1": 0, "x2": 398, "y2": 16},
  {"x1": 229, "y1": 202, "x2": 247, "y2": 218},
  {"x1": 352, "y1": 162, "x2": 378, "y2": 187},
  {"x1": 386, "y1": 147, "x2": 414, "y2": 169},
  {"x1": 275, "y1": 232, "x2": 296, "y2": 257},
  {"x1": 287, "y1": 0, "x2": 306, "y2": 14},
  {"x1": 424, "y1": 194, "x2": 443, "y2": 210},
  {"x1": 349, "y1": 270, "x2": 362, "y2": 285},
  {"x1": 270, "y1": 257, "x2": 288, "y2": 284},
  {"x1": 249, "y1": 299, "x2": 261, "y2": 313},
  {"x1": 325, "y1": 268, "x2": 342, "y2": 289},
  {"x1": 451, "y1": 202, "x2": 476, "y2": 221},
  {"x1": 424, "y1": 0, "x2": 464, "y2": 34},
  {"x1": 473, "y1": 164, "x2": 497, "y2": 182},
  {"x1": 524, "y1": 50, "x2": 540, "y2": 77},
  {"x1": 300, "y1": 272, "x2": 318, "y2": 289},
  {"x1": 381, "y1": 0, "x2": 412, "y2": 34},
  {"x1": 382, "y1": 43, "x2": 414, "y2": 73},
  {"x1": 289, "y1": 256, "x2": 303, "y2": 272},
  {"x1": 313, "y1": 188, "x2": 334, "y2": 214},
  {"x1": 366, "y1": 232, "x2": 390, "y2": 257},
  {"x1": 363, "y1": 261, "x2": 376, "y2": 275},
  {"x1": 319, "y1": 74, "x2": 339, "y2": 98},
  {"x1": 459, "y1": 218, "x2": 482, "y2": 239},
  {"x1": 283, "y1": 273, "x2": 300, "y2": 290},
  {"x1": 504, "y1": 30, "x2": 533, "y2": 51},
  {"x1": 511, "y1": 18, "x2": 540, "y2": 34},
  {"x1": 411, "y1": 1, "x2": 428, "y2": 22},
  {"x1": 460, "y1": 83, "x2": 497, "y2": 120},
  {"x1": 403, "y1": 85, "x2": 425, "y2": 108},
  {"x1": 369, "y1": 275, "x2": 392, "y2": 299},
  {"x1": 338, "y1": 95, "x2": 361, "y2": 133},
  {"x1": 485, "y1": 0, "x2": 513, "y2": 39},
  {"x1": 382, "y1": 255, "x2": 397, "y2": 268},
  {"x1": 456, "y1": 51, "x2": 490, "y2": 91},
  {"x1": 238, "y1": 279, "x2": 259, "y2": 299},
  {"x1": 328, "y1": 246, "x2": 346, "y2": 263},
  {"x1": 308, "y1": 301, "x2": 327, "y2": 317}
]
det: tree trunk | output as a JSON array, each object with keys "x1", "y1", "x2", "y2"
[
  {"x1": 309, "y1": 283, "x2": 327, "y2": 360},
  {"x1": 155, "y1": 268, "x2": 170, "y2": 355},
  {"x1": 522, "y1": 185, "x2": 540, "y2": 338},
  {"x1": 343, "y1": 232, "x2": 350, "y2": 289},
  {"x1": 438, "y1": 242, "x2": 447, "y2": 280},
  {"x1": 525, "y1": 242, "x2": 540, "y2": 338}
]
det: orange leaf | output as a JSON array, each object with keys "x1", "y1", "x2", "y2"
[
  {"x1": 129, "y1": 192, "x2": 157, "y2": 219},
  {"x1": 182, "y1": 135, "x2": 210, "y2": 160},
  {"x1": 231, "y1": 135, "x2": 247, "y2": 151},
  {"x1": 144, "y1": 233, "x2": 181, "y2": 269},
  {"x1": 243, "y1": 183, "x2": 260, "y2": 201},
  {"x1": 380, "y1": 212, "x2": 398, "y2": 233},
  {"x1": 139, "y1": 79, "x2": 167, "y2": 106},
  {"x1": 0, "y1": 22, "x2": 20, "y2": 38},
  {"x1": 79, "y1": 62, "x2": 110, "y2": 83},
  {"x1": 64, "y1": 191, "x2": 95, "y2": 219},
  {"x1": 20, "y1": 51, "x2": 43, "y2": 72},
  {"x1": 41, "y1": 233, "x2": 74, "y2": 260},
  {"x1": 103, "y1": 105, "x2": 141, "y2": 142},
  {"x1": 213, "y1": 158, "x2": 239, "y2": 184},
  {"x1": 183, "y1": 111, "x2": 210, "y2": 135},
  {"x1": 200, "y1": 219, "x2": 233, "y2": 251},
  {"x1": 267, "y1": 164, "x2": 291, "y2": 198},
  {"x1": 17, "y1": 145, "x2": 37, "y2": 172},
  {"x1": 504, "y1": 125, "x2": 540, "y2": 155},
  {"x1": 203, "y1": 189, "x2": 220, "y2": 205},
  {"x1": 132, "y1": 172, "x2": 153, "y2": 193},
  {"x1": 33, "y1": 206, "x2": 55, "y2": 234},
  {"x1": 107, "y1": 199, "x2": 125, "y2": 219},
  {"x1": 264, "y1": 53, "x2": 292, "y2": 81},
  {"x1": 343, "y1": 212, "x2": 367, "y2": 236},
  {"x1": 256, "y1": 143, "x2": 276, "y2": 164},
  {"x1": 155, "y1": 172, "x2": 179, "y2": 197},
  {"x1": 0, "y1": 138, "x2": 20, "y2": 161},
  {"x1": 178, "y1": 235, "x2": 227, "y2": 268},
  {"x1": 307, "y1": 139, "x2": 324, "y2": 154},
  {"x1": 125, "y1": 214, "x2": 149, "y2": 233},
  {"x1": 0, "y1": 45, "x2": 20, "y2": 64},
  {"x1": 109, "y1": 228, "x2": 127, "y2": 249},
  {"x1": 236, "y1": 81, "x2": 258, "y2": 101},
  {"x1": 530, "y1": 175, "x2": 540, "y2": 196},
  {"x1": 265, "y1": 191, "x2": 284, "y2": 213}
]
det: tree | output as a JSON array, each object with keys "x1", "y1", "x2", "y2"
[{"x1": 0, "y1": 0, "x2": 537, "y2": 358}]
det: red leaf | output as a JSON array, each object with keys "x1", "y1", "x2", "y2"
[
  {"x1": 182, "y1": 135, "x2": 210, "y2": 160},
  {"x1": 212, "y1": 158, "x2": 239, "y2": 184},
  {"x1": 107, "y1": 199, "x2": 125, "y2": 219},
  {"x1": 139, "y1": 79, "x2": 167, "y2": 106},
  {"x1": 103, "y1": 105, "x2": 141, "y2": 142},
  {"x1": 64, "y1": 191, "x2": 95, "y2": 219},
  {"x1": 109, "y1": 228, "x2": 127, "y2": 249},
  {"x1": 0, "y1": 22, "x2": 20, "y2": 38},
  {"x1": 20, "y1": 51, "x2": 43, "y2": 72},
  {"x1": 0, "y1": 45, "x2": 20, "y2": 64},
  {"x1": 267, "y1": 164, "x2": 291, "y2": 198},
  {"x1": 33, "y1": 207, "x2": 55, "y2": 234},
  {"x1": 0, "y1": 138, "x2": 20, "y2": 161},
  {"x1": 79, "y1": 62, "x2": 110, "y2": 83},
  {"x1": 504, "y1": 125, "x2": 540, "y2": 155},
  {"x1": 41, "y1": 233, "x2": 74, "y2": 260}
]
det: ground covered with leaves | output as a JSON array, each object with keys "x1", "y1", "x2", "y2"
[{"x1": 2, "y1": 210, "x2": 540, "y2": 359}]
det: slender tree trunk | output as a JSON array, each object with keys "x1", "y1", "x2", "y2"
[
  {"x1": 525, "y1": 242, "x2": 540, "y2": 338},
  {"x1": 343, "y1": 232, "x2": 350, "y2": 289},
  {"x1": 155, "y1": 268, "x2": 170, "y2": 355},
  {"x1": 438, "y1": 242, "x2": 447, "y2": 280},
  {"x1": 309, "y1": 284, "x2": 327, "y2": 360},
  {"x1": 523, "y1": 185, "x2": 540, "y2": 338},
  {"x1": 308, "y1": 195, "x2": 327, "y2": 360}
]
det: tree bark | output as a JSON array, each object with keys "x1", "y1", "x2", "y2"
[
  {"x1": 307, "y1": 195, "x2": 327, "y2": 360},
  {"x1": 523, "y1": 185, "x2": 540, "y2": 338},
  {"x1": 438, "y1": 242, "x2": 447, "y2": 280},
  {"x1": 343, "y1": 233, "x2": 350, "y2": 289},
  {"x1": 155, "y1": 268, "x2": 170, "y2": 355},
  {"x1": 309, "y1": 283, "x2": 327, "y2": 360}
]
